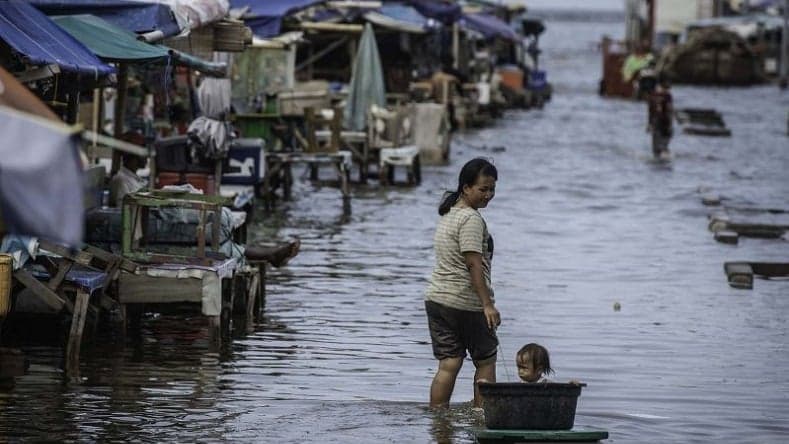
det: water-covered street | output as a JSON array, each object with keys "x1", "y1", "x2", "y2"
[{"x1": 2, "y1": 11, "x2": 788, "y2": 444}]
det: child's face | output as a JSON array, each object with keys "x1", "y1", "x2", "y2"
[
  {"x1": 462, "y1": 175, "x2": 496, "y2": 210},
  {"x1": 517, "y1": 354, "x2": 542, "y2": 383}
]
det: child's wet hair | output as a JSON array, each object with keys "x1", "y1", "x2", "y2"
[{"x1": 517, "y1": 343, "x2": 554, "y2": 376}]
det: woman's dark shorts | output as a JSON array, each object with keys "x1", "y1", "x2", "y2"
[{"x1": 425, "y1": 300, "x2": 498, "y2": 362}]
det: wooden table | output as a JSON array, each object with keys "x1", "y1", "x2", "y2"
[
  {"x1": 118, "y1": 258, "x2": 260, "y2": 342},
  {"x1": 259, "y1": 151, "x2": 352, "y2": 214},
  {"x1": 315, "y1": 130, "x2": 368, "y2": 182}
]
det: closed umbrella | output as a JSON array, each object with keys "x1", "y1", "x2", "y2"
[{"x1": 343, "y1": 23, "x2": 386, "y2": 131}]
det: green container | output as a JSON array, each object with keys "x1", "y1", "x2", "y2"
[{"x1": 233, "y1": 114, "x2": 269, "y2": 138}]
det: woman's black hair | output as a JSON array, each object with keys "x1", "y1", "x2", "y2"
[{"x1": 438, "y1": 158, "x2": 498, "y2": 215}]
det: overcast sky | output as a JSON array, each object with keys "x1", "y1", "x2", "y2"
[{"x1": 519, "y1": 0, "x2": 623, "y2": 11}]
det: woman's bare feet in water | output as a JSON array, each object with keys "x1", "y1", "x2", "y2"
[{"x1": 244, "y1": 238, "x2": 301, "y2": 267}]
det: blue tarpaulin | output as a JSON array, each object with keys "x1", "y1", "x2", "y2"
[
  {"x1": 231, "y1": 0, "x2": 324, "y2": 37},
  {"x1": 461, "y1": 12, "x2": 520, "y2": 42},
  {"x1": 404, "y1": 0, "x2": 460, "y2": 25},
  {"x1": 28, "y1": 0, "x2": 181, "y2": 37},
  {"x1": 0, "y1": 0, "x2": 115, "y2": 77},
  {"x1": 364, "y1": 3, "x2": 434, "y2": 33}
]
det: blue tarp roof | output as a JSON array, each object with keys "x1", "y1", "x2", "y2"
[
  {"x1": 0, "y1": 1, "x2": 115, "y2": 77},
  {"x1": 375, "y1": 3, "x2": 433, "y2": 30},
  {"x1": 28, "y1": 0, "x2": 181, "y2": 38},
  {"x1": 404, "y1": 0, "x2": 461, "y2": 25},
  {"x1": 232, "y1": 0, "x2": 324, "y2": 37},
  {"x1": 461, "y1": 12, "x2": 520, "y2": 42}
]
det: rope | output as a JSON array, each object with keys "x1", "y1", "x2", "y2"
[{"x1": 498, "y1": 342, "x2": 513, "y2": 382}]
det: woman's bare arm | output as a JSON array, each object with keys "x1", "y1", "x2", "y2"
[{"x1": 464, "y1": 251, "x2": 500, "y2": 330}]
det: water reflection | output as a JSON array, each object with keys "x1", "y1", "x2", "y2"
[{"x1": 429, "y1": 405, "x2": 484, "y2": 444}]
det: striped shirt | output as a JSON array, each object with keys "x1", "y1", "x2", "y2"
[{"x1": 426, "y1": 206, "x2": 493, "y2": 311}]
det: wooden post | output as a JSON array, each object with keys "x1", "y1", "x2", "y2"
[
  {"x1": 245, "y1": 273, "x2": 259, "y2": 334},
  {"x1": 65, "y1": 290, "x2": 90, "y2": 376},
  {"x1": 452, "y1": 23, "x2": 460, "y2": 69},
  {"x1": 65, "y1": 90, "x2": 80, "y2": 125},
  {"x1": 89, "y1": 88, "x2": 101, "y2": 163},
  {"x1": 646, "y1": 0, "x2": 655, "y2": 49},
  {"x1": 256, "y1": 263, "x2": 265, "y2": 318},
  {"x1": 148, "y1": 144, "x2": 157, "y2": 190},
  {"x1": 197, "y1": 209, "x2": 206, "y2": 258},
  {"x1": 208, "y1": 314, "x2": 221, "y2": 346},
  {"x1": 214, "y1": 159, "x2": 223, "y2": 196},
  {"x1": 112, "y1": 63, "x2": 129, "y2": 175},
  {"x1": 212, "y1": 204, "x2": 221, "y2": 254},
  {"x1": 780, "y1": 0, "x2": 789, "y2": 89}
]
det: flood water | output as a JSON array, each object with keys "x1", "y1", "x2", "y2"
[{"x1": 3, "y1": 13, "x2": 789, "y2": 444}]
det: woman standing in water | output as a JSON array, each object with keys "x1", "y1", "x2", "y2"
[{"x1": 425, "y1": 158, "x2": 501, "y2": 408}]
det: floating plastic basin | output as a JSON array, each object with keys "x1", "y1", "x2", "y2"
[{"x1": 478, "y1": 382, "x2": 584, "y2": 430}]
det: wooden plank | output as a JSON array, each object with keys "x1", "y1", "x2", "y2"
[
  {"x1": 81, "y1": 130, "x2": 148, "y2": 157},
  {"x1": 47, "y1": 261, "x2": 72, "y2": 291},
  {"x1": 714, "y1": 230, "x2": 739, "y2": 245},
  {"x1": 118, "y1": 273, "x2": 203, "y2": 304},
  {"x1": 724, "y1": 262, "x2": 754, "y2": 290},
  {"x1": 13, "y1": 269, "x2": 72, "y2": 312},
  {"x1": 701, "y1": 194, "x2": 721, "y2": 206},
  {"x1": 65, "y1": 291, "x2": 90, "y2": 375},
  {"x1": 749, "y1": 262, "x2": 789, "y2": 278}
]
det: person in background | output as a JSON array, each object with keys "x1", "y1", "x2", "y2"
[
  {"x1": 425, "y1": 158, "x2": 500, "y2": 408},
  {"x1": 647, "y1": 76, "x2": 674, "y2": 159},
  {"x1": 109, "y1": 153, "x2": 148, "y2": 208},
  {"x1": 622, "y1": 40, "x2": 655, "y2": 98}
]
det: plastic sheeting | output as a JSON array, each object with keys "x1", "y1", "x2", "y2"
[
  {"x1": 52, "y1": 14, "x2": 170, "y2": 62},
  {"x1": 0, "y1": 0, "x2": 114, "y2": 77},
  {"x1": 29, "y1": 0, "x2": 182, "y2": 37},
  {"x1": 364, "y1": 3, "x2": 432, "y2": 34},
  {"x1": 52, "y1": 14, "x2": 228, "y2": 77},
  {"x1": 232, "y1": 0, "x2": 324, "y2": 38},
  {"x1": 0, "y1": 106, "x2": 84, "y2": 248},
  {"x1": 343, "y1": 24, "x2": 386, "y2": 132},
  {"x1": 461, "y1": 13, "x2": 520, "y2": 42},
  {"x1": 405, "y1": 0, "x2": 461, "y2": 25},
  {"x1": 129, "y1": 0, "x2": 229, "y2": 31}
]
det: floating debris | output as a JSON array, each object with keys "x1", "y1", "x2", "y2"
[{"x1": 675, "y1": 108, "x2": 731, "y2": 137}]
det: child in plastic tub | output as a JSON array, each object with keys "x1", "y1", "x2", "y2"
[{"x1": 516, "y1": 343, "x2": 554, "y2": 383}]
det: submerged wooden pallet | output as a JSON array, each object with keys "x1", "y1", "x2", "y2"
[
  {"x1": 475, "y1": 427, "x2": 609, "y2": 443},
  {"x1": 724, "y1": 262, "x2": 789, "y2": 290},
  {"x1": 675, "y1": 108, "x2": 731, "y2": 137},
  {"x1": 708, "y1": 215, "x2": 788, "y2": 240}
]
